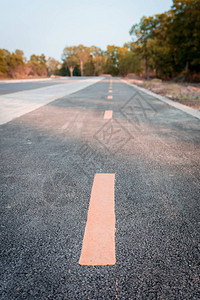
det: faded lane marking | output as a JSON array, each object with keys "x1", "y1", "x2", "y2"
[
  {"x1": 109, "y1": 90, "x2": 112, "y2": 93},
  {"x1": 107, "y1": 95, "x2": 113, "y2": 99},
  {"x1": 104, "y1": 110, "x2": 113, "y2": 119},
  {"x1": 79, "y1": 173, "x2": 116, "y2": 265}
]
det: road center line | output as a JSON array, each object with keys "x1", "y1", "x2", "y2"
[
  {"x1": 109, "y1": 90, "x2": 112, "y2": 93},
  {"x1": 79, "y1": 173, "x2": 116, "y2": 266},
  {"x1": 107, "y1": 95, "x2": 113, "y2": 99},
  {"x1": 104, "y1": 110, "x2": 113, "y2": 119}
]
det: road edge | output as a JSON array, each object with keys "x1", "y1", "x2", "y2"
[
  {"x1": 121, "y1": 79, "x2": 200, "y2": 120},
  {"x1": 0, "y1": 77, "x2": 105, "y2": 125}
]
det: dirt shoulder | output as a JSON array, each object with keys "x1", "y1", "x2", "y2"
[{"x1": 124, "y1": 77, "x2": 200, "y2": 111}]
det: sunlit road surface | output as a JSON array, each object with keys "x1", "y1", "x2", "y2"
[
  {"x1": 0, "y1": 77, "x2": 200, "y2": 299},
  {"x1": 0, "y1": 77, "x2": 103, "y2": 125}
]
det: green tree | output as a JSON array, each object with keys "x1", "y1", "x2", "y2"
[
  {"x1": 62, "y1": 46, "x2": 79, "y2": 76},
  {"x1": 130, "y1": 16, "x2": 156, "y2": 78},
  {"x1": 169, "y1": 0, "x2": 200, "y2": 77},
  {"x1": 83, "y1": 55, "x2": 95, "y2": 76},
  {"x1": 30, "y1": 54, "x2": 47, "y2": 76},
  {"x1": 118, "y1": 44, "x2": 141, "y2": 76},
  {"x1": 0, "y1": 49, "x2": 25, "y2": 78},
  {"x1": 129, "y1": 0, "x2": 200, "y2": 80},
  {"x1": 90, "y1": 46, "x2": 104, "y2": 75},
  {"x1": 59, "y1": 62, "x2": 70, "y2": 76},
  {"x1": 47, "y1": 57, "x2": 61, "y2": 75},
  {"x1": 0, "y1": 49, "x2": 9, "y2": 77},
  {"x1": 103, "y1": 45, "x2": 121, "y2": 76},
  {"x1": 75, "y1": 45, "x2": 90, "y2": 76}
]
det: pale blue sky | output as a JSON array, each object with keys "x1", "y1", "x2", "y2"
[{"x1": 0, "y1": 0, "x2": 173, "y2": 61}]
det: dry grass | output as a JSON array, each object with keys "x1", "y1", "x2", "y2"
[{"x1": 125, "y1": 77, "x2": 200, "y2": 111}]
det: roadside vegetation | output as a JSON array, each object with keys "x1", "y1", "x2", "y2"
[
  {"x1": 0, "y1": 50, "x2": 61, "y2": 79},
  {"x1": 0, "y1": 0, "x2": 199, "y2": 83},
  {"x1": 126, "y1": 75, "x2": 200, "y2": 110}
]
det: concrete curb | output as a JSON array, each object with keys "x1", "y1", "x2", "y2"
[{"x1": 122, "y1": 79, "x2": 200, "y2": 120}]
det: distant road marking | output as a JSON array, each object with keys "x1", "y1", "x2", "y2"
[
  {"x1": 107, "y1": 95, "x2": 113, "y2": 99},
  {"x1": 109, "y1": 90, "x2": 112, "y2": 93},
  {"x1": 104, "y1": 110, "x2": 113, "y2": 119},
  {"x1": 79, "y1": 173, "x2": 116, "y2": 266}
]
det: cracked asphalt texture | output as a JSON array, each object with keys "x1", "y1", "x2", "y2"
[{"x1": 0, "y1": 77, "x2": 200, "y2": 299}]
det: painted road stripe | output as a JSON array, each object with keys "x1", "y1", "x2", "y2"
[
  {"x1": 79, "y1": 173, "x2": 116, "y2": 266},
  {"x1": 109, "y1": 90, "x2": 112, "y2": 93},
  {"x1": 104, "y1": 110, "x2": 113, "y2": 119},
  {"x1": 107, "y1": 95, "x2": 113, "y2": 99}
]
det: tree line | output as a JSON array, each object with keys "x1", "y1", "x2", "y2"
[
  {"x1": 0, "y1": 0, "x2": 199, "y2": 81},
  {"x1": 130, "y1": 0, "x2": 200, "y2": 81},
  {"x1": 60, "y1": 0, "x2": 200, "y2": 81},
  {"x1": 0, "y1": 49, "x2": 60, "y2": 79}
]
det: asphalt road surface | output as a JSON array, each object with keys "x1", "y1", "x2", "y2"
[
  {"x1": 0, "y1": 77, "x2": 88, "y2": 96},
  {"x1": 0, "y1": 77, "x2": 200, "y2": 299}
]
